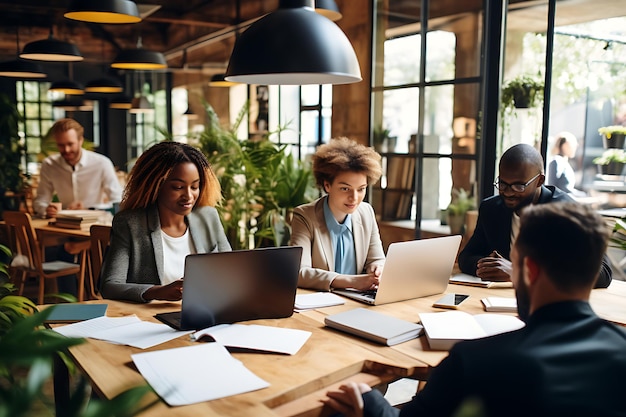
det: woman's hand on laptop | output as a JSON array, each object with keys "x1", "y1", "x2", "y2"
[
  {"x1": 331, "y1": 274, "x2": 379, "y2": 291},
  {"x1": 142, "y1": 279, "x2": 184, "y2": 301}
]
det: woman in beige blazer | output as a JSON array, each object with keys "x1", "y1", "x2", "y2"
[{"x1": 290, "y1": 137, "x2": 385, "y2": 291}]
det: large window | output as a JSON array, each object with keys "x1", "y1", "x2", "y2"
[
  {"x1": 16, "y1": 81, "x2": 54, "y2": 175},
  {"x1": 372, "y1": 0, "x2": 483, "y2": 233}
]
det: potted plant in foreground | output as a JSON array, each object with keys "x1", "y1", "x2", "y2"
[
  {"x1": 598, "y1": 125, "x2": 626, "y2": 149},
  {"x1": 593, "y1": 149, "x2": 626, "y2": 176}
]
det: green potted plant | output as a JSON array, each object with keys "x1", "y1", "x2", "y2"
[
  {"x1": 593, "y1": 149, "x2": 626, "y2": 176},
  {"x1": 446, "y1": 188, "x2": 476, "y2": 235},
  {"x1": 190, "y1": 102, "x2": 316, "y2": 249},
  {"x1": 501, "y1": 75, "x2": 544, "y2": 113},
  {"x1": 0, "y1": 243, "x2": 155, "y2": 417},
  {"x1": 372, "y1": 124, "x2": 391, "y2": 152},
  {"x1": 598, "y1": 125, "x2": 626, "y2": 149},
  {"x1": 0, "y1": 94, "x2": 26, "y2": 217}
]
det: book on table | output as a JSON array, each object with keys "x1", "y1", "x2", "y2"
[
  {"x1": 44, "y1": 303, "x2": 108, "y2": 323},
  {"x1": 481, "y1": 297, "x2": 518, "y2": 312},
  {"x1": 419, "y1": 310, "x2": 524, "y2": 350},
  {"x1": 449, "y1": 273, "x2": 513, "y2": 288},
  {"x1": 324, "y1": 308, "x2": 423, "y2": 346},
  {"x1": 52, "y1": 210, "x2": 107, "y2": 229}
]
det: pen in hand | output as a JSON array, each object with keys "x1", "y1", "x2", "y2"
[{"x1": 490, "y1": 250, "x2": 503, "y2": 258}]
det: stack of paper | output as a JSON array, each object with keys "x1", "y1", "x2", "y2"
[
  {"x1": 132, "y1": 343, "x2": 269, "y2": 406},
  {"x1": 419, "y1": 311, "x2": 525, "y2": 350},
  {"x1": 52, "y1": 315, "x2": 192, "y2": 349},
  {"x1": 324, "y1": 308, "x2": 423, "y2": 346},
  {"x1": 294, "y1": 292, "x2": 345, "y2": 311}
]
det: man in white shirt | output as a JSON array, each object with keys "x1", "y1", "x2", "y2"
[{"x1": 34, "y1": 118, "x2": 122, "y2": 218}]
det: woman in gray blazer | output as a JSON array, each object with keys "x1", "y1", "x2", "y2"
[
  {"x1": 100, "y1": 142, "x2": 231, "y2": 303},
  {"x1": 289, "y1": 137, "x2": 385, "y2": 291}
]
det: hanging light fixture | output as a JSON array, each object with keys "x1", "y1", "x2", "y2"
[
  {"x1": 111, "y1": 37, "x2": 167, "y2": 70},
  {"x1": 129, "y1": 95, "x2": 153, "y2": 113},
  {"x1": 49, "y1": 80, "x2": 84, "y2": 95},
  {"x1": 180, "y1": 49, "x2": 198, "y2": 119},
  {"x1": 20, "y1": 28, "x2": 83, "y2": 62},
  {"x1": 110, "y1": 95, "x2": 133, "y2": 109},
  {"x1": 225, "y1": 0, "x2": 360, "y2": 85},
  {"x1": 86, "y1": 39, "x2": 124, "y2": 93},
  {"x1": 49, "y1": 62, "x2": 83, "y2": 95},
  {"x1": 315, "y1": 0, "x2": 342, "y2": 21},
  {"x1": 0, "y1": 28, "x2": 47, "y2": 79},
  {"x1": 64, "y1": 0, "x2": 141, "y2": 24},
  {"x1": 52, "y1": 98, "x2": 94, "y2": 111},
  {"x1": 209, "y1": 73, "x2": 238, "y2": 87},
  {"x1": 85, "y1": 77, "x2": 123, "y2": 93}
]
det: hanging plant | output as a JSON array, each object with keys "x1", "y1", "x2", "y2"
[{"x1": 501, "y1": 75, "x2": 544, "y2": 113}]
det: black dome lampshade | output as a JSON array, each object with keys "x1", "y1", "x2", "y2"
[
  {"x1": 49, "y1": 79, "x2": 85, "y2": 95},
  {"x1": 20, "y1": 34, "x2": 83, "y2": 62},
  {"x1": 0, "y1": 59, "x2": 47, "y2": 79},
  {"x1": 315, "y1": 0, "x2": 342, "y2": 21},
  {"x1": 109, "y1": 95, "x2": 133, "y2": 109},
  {"x1": 64, "y1": 0, "x2": 141, "y2": 24},
  {"x1": 85, "y1": 77, "x2": 124, "y2": 93},
  {"x1": 209, "y1": 73, "x2": 238, "y2": 87},
  {"x1": 111, "y1": 46, "x2": 167, "y2": 70},
  {"x1": 225, "y1": 0, "x2": 360, "y2": 85}
]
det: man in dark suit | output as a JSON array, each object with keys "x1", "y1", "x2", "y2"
[
  {"x1": 323, "y1": 202, "x2": 626, "y2": 417},
  {"x1": 457, "y1": 143, "x2": 611, "y2": 288}
]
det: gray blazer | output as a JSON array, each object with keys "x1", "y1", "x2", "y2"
[
  {"x1": 100, "y1": 205, "x2": 231, "y2": 302},
  {"x1": 289, "y1": 197, "x2": 385, "y2": 291}
]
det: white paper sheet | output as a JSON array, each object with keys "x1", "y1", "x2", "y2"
[
  {"x1": 191, "y1": 323, "x2": 311, "y2": 355},
  {"x1": 131, "y1": 343, "x2": 269, "y2": 406},
  {"x1": 52, "y1": 315, "x2": 141, "y2": 338},
  {"x1": 92, "y1": 321, "x2": 193, "y2": 349},
  {"x1": 294, "y1": 292, "x2": 345, "y2": 311}
]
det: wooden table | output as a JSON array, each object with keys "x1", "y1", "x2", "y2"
[{"x1": 52, "y1": 280, "x2": 626, "y2": 416}]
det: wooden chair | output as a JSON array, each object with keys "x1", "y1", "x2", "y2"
[
  {"x1": 3, "y1": 211, "x2": 84, "y2": 304},
  {"x1": 89, "y1": 224, "x2": 111, "y2": 300}
]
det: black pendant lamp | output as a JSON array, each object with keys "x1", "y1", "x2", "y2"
[
  {"x1": 64, "y1": 0, "x2": 141, "y2": 24},
  {"x1": 20, "y1": 29, "x2": 83, "y2": 62},
  {"x1": 110, "y1": 95, "x2": 133, "y2": 110},
  {"x1": 209, "y1": 73, "x2": 238, "y2": 87},
  {"x1": 85, "y1": 77, "x2": 124, "y2": 93},
  {"x1": 111, "y1": 38, "x2": 167, "y2": 70},
  {"x1": 49, "y1": 79, "x2": 85, "y2": 95},
  {"x1": 225, "y1": 0, "x2": 360, "y2": 85},
  {"x1": 0, "y1": 29, "x2": 47, "y2": 79},
  {"x1": 0, "y1": 59, "x2": 46, "y2": 79},
  {"x1": 315, "y1": 0, "x2": 342, "y2": 21}
]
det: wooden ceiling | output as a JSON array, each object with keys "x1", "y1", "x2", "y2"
[{"x1": 0, "y1": 0, "x2": 623, "y2": 80}]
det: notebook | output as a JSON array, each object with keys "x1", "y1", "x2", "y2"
[
  {"x1": 155, "y1": 246, "x2": 303, "y2": 331},
  {"x1": 331, "y1": 235, "x2": 462, "y2": 305}
]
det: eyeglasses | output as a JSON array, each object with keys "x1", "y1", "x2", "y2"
[{"x1": 493, "y1": 173, "x2": 541, "y2": 193}]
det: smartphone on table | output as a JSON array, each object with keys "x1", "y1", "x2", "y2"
[{"x1": 432, "y1": 293, "x2": 470, "y2": 309}]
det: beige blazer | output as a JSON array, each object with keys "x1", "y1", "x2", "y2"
[{"x1": 289, "y1": 196, "x2": 385, "y2": 291}]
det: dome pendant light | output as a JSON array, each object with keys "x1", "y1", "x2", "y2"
[
  {"x1": 225, "y1": 0, "x2": 360, "y2": 85},
  {"x1": 20, "y1": 28, "x2": 83, "y2": 62},
  {"x1": 112, "y1": 37, "x2": 167, "y2": 70},
  {"x1": 315, "y1": 0, "x2": 342, "y2": 21},
  {"x1": 0, "y1": 29, "x2": 46, "y2": 79},
  {"x1": 64, "y1": 0, "x2": 141, "y2": 24}
]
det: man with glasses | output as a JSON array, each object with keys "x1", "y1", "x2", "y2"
[{"x1": 457, "y1": 143, "x2": 611, "y2": 288}]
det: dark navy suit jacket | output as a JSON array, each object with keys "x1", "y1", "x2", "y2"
[
  {"x1": 361, "y1": 301, "x2": 626, "y2": 417},
  {"x1": 457, "y1": 185, "x2": 612, "y2": 288}
]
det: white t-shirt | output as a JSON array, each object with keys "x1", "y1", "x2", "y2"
[{"x1": 160, "y1": 229, "x2": 196, "y2": 285}]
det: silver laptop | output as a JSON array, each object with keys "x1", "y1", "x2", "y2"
[
  {"x1": 155, "y1": 246, "x2": 302, "y2": 330},
  {"x1": 332, "y1": 235, "x2": 462, "y2": 305}
]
